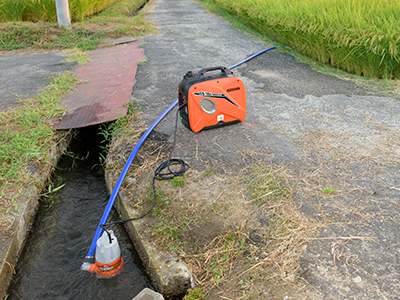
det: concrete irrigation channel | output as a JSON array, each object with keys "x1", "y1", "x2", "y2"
[{"x1": 5, "y1": 126, "x2": 155, "y2": 299}]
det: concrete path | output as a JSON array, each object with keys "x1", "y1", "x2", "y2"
[
  {"x1": 131, "y1": 0, "x2": 400, "y2": 298},
  {"x1": 0, "y1": 52, "x2": 77, "y2": 110}
]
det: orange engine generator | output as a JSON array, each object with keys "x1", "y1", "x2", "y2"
[{"x1": 178, "y1": 66, "x2": 246, "y2": 133}]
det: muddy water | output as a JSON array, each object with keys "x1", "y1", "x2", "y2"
[{"x1": 7, "y1": 127, "x2": 154, "y2": 300}]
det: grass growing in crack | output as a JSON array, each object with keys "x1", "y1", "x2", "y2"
[
  {"x1": 146, "y1": 183, "x2": 169, "y2": 206},
  {"x1": 63, "y1": 48, "x2": 90, "y2": 66},
  {"x1": 144, "y1": 183, "x2": 195, "y2": 251},
  {"x1": 182, "y1": 228, "x2": 250, "y2": 293},
  {"x1": 0, "y1": 71, "x2": 79, "y2": 232},
  {"x1": 150, "y1": 214, "x2": 196, "y2": 252},
  {"x1": 322, "y1": 185, "x2": 336, "y2": 195},
  {"x1": 203, "y1": 169, "x2": 212, "y2": 177},
  {"x1": 205, "y1": 232, "x2": 247, "y2": 282}
]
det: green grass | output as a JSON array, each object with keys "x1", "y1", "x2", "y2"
[
  {"x1": 322, "y1": 185, "x2": 336, "y2": 194},
  {"x1": 0, "y1": 0, "x2": 156, "y2": 51},
  {"x1": 63, "y1": 49, "x2": 90, "y2": 66},
  {"x1": 0, "y1": 72, "x2": 80, "y2": 214},
  {"x1": 183, "y1": 288, "x2": 203, "y2": 300},
  {"x1": 48, "y1": 28, "x2": 106, "y2": 51},
  {"x1": 199, "y1": 0, "x2": 400, "y2": 79},
  {"x1": 0, "y1": 24, "x2": 101, "y2": 51},
  {"x1": 171, "y1": 176, "x2": 186, "y2": 188},
  {"x1": 0, "y1": 0, "x2": 126, "y2": 22},
  {"x1": 0, "y1": 24, "x2": 45, "y2": 50},
  {"x1": 95, "y1": 102, "x2": 140, "y2": 168},
  {"x1": 0, "y1": 72, "x2": 79, "y2": 183}
]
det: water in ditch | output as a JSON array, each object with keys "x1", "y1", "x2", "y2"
[{"x1": 6, "y1": 126, "x2": 154, "y2": 300}]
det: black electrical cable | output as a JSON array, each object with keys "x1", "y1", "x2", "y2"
[
  {"x1": 101, "y1": 105, "x2": 189, "y2": 228},
  {"x1": 99, "y1": 226, "x2": 113, "y2": 244}
]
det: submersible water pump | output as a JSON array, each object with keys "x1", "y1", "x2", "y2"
[{"x1": 81, "y1": 230, "x2": 124, "y2": 278}]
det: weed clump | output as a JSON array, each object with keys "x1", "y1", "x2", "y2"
[{"x1": 0, "y1": 72, "x2": 79, "y2": 229}]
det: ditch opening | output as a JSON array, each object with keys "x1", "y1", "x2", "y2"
[{"x1": 6, "y1": 125, "x2": 154, "y2": 300}]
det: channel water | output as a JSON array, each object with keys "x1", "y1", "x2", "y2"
[{"x1": 6, "y1": 126, "x2": 154, "y2": 300}]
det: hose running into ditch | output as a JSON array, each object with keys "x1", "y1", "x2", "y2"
[{"x1": 84, "y1": 46, "x2": 277, "y2": 260}]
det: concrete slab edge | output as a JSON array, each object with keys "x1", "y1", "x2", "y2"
[
  {"x1": 0, "y1": 132, "x2": 72, "y2": 297},
  {"x1": 132, "y1": 288, "x2": 164, "y2": 300},
  {"x1": 105, "y1": 171, "x2": 192, "y2": 298}
]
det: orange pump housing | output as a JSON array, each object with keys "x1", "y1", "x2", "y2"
[
  {"x1": 179, "y1": 66, "x2": 246, "y2": 133},
  {"x1": 88, "y1": 255, "x2": 124, "y2": 278}
]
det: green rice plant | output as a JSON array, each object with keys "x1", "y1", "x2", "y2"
[
  {"x1": 0, "y1": 0, "x2": 129, "y2": 23},
  {"x1": 70, "y1": 0, "x2": 89, "y2": 22},
  {"x1": 24, "y1": 0, "x2": 57, "y2": 22},
  {"x1": 99, "y1": 0, "x2": 146, "y2": 16},
  {"x1": 201, "y1": 0, "x2": 400, "y2": 79},
  {"x1": 69, "y1": 0, "x2": 120, "y2": 22},
  {"x1": 0, "y1": 0, "x2": 27, "y2": 21}
]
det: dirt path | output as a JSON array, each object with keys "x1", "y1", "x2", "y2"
[{"x1": 109, "y1": 0, "x2": 400, "y2": 298}]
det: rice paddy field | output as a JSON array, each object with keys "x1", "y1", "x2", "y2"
[
  {"x1": 0, "y1": 0, "x2": 120, "y2": 23},
  {"x1": 202, "y1": 0, "x2": 400, "y2": 79}
]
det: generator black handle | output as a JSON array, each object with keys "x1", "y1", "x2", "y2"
[{"x1": 198, "y1": 66, "x2": 233, "y2": 77}]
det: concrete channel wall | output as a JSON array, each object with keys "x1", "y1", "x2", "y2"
[
  {"x1": 0, "y1": 133, "x2": 71, "y2": 297},
  {"x1": 105, "y1": 171, "x2": 192, "y2": 298}
]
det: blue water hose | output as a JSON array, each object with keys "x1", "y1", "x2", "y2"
[
  {"x1": 229, "y1": 46, "x2": 276, "y2": 69},
  {"x1": 84, "y1": 46, "x2": 276, "y2": 260}
]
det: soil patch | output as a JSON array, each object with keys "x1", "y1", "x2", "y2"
[{"x1": 105, "y1": 112, "x2": 324, "y2": 299}]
